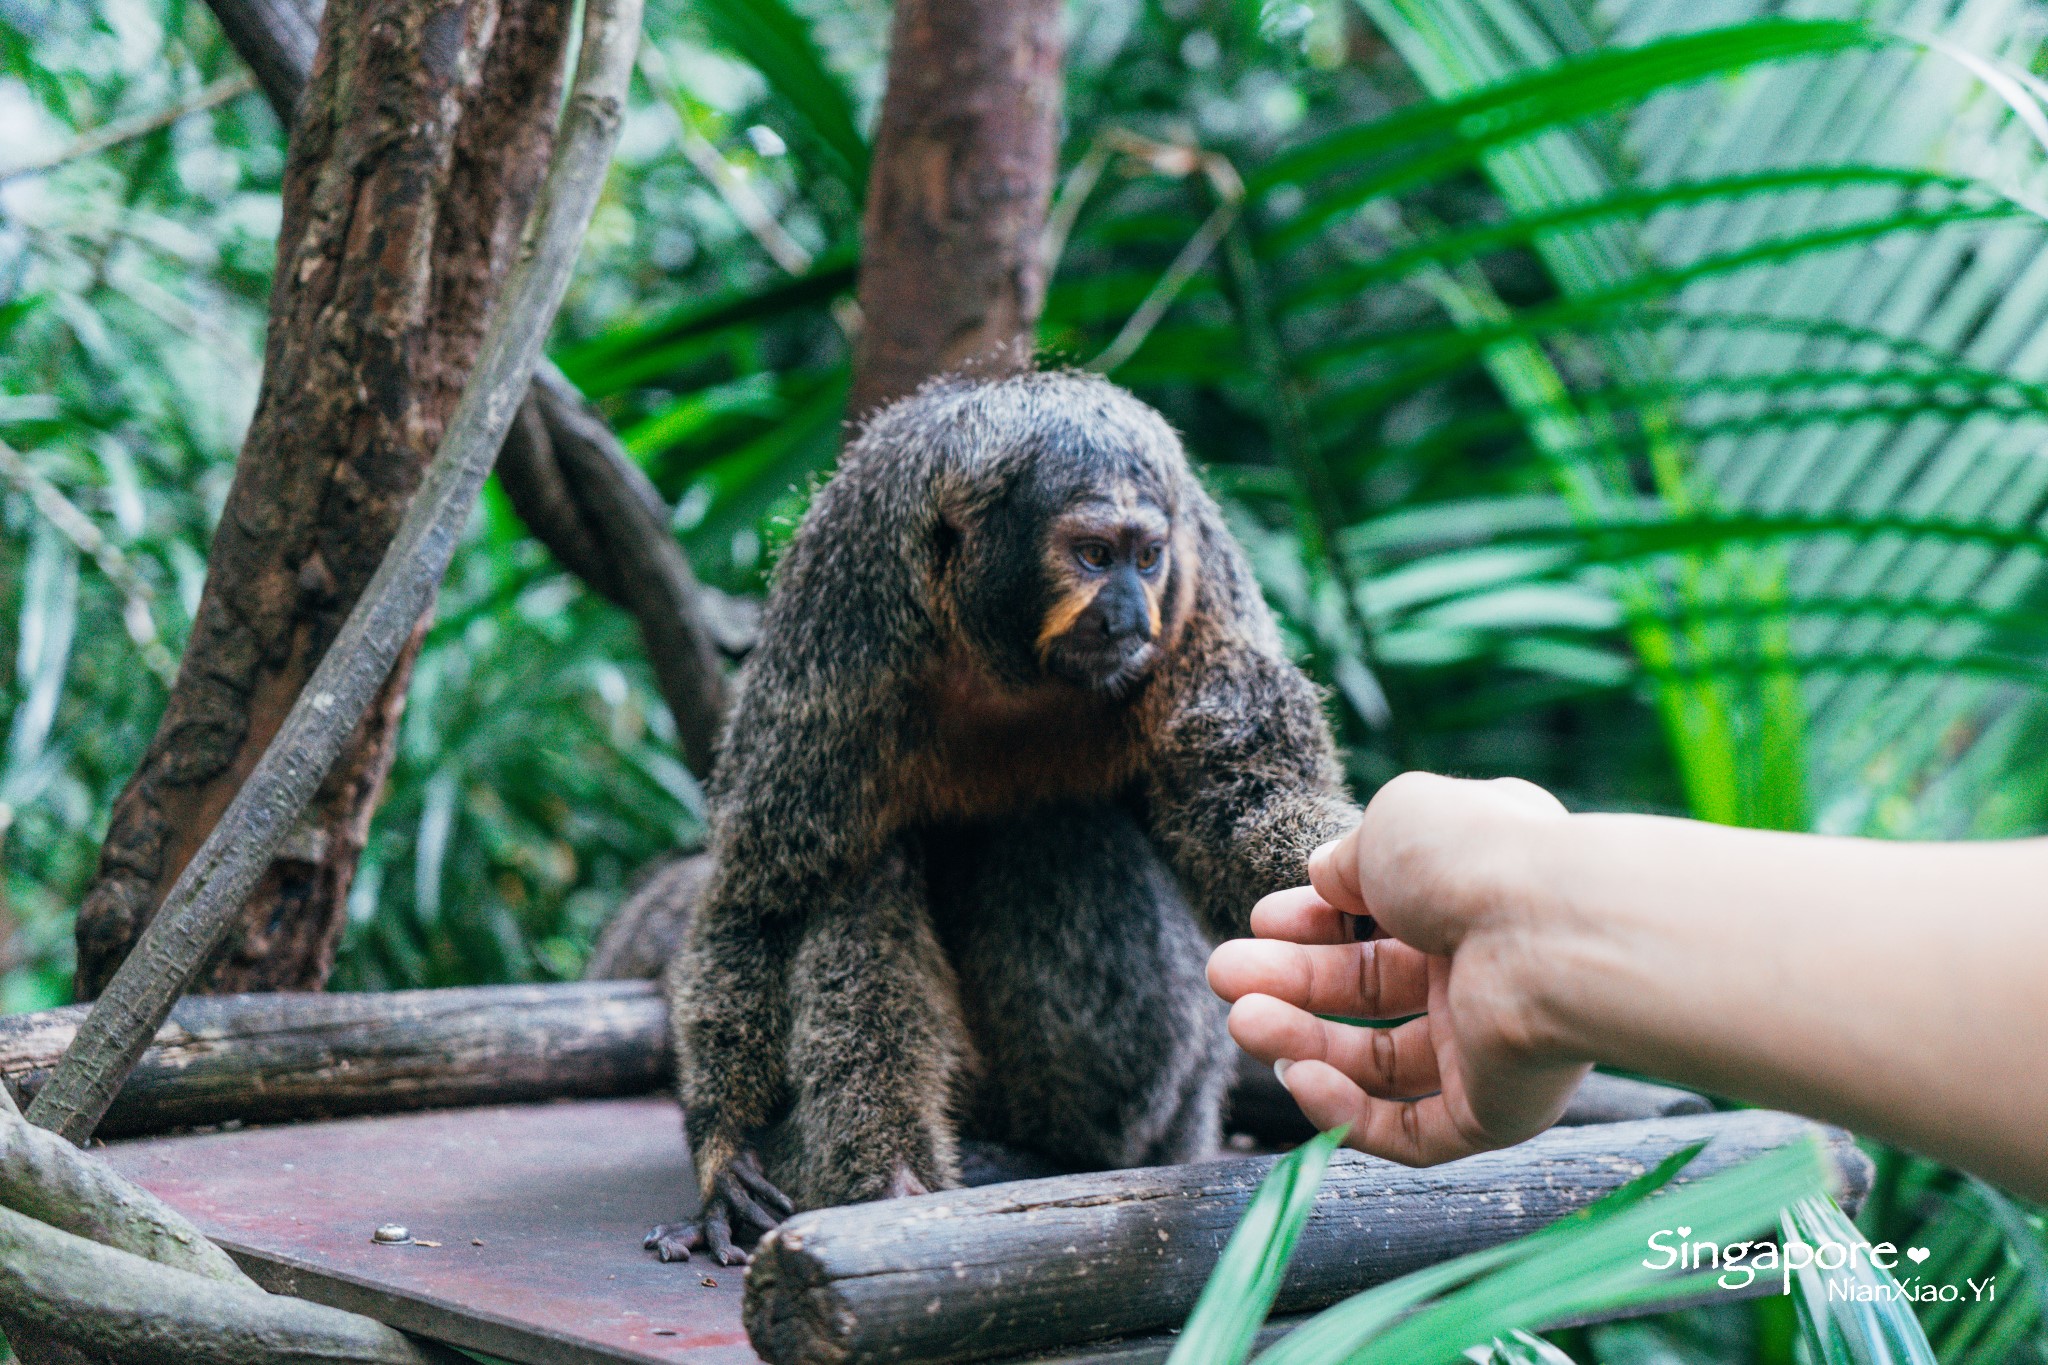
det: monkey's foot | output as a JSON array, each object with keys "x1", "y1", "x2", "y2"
[
  {"x1": 645, "y1": 1151, "x2": 794, "y2": 1266},
  {"x1": 643, "y1": 1222, "x2": 706, "y2": 1263}
]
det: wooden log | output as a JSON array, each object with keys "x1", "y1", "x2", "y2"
[
  {"x1": 0, "y1": 982, "x2": 1709, "y2": 1140},
  {"x1": 1225, "y1": 1050, "x2": 1708, "y2": 1143},
  {"x1": 582, "y1": 853, "x2": 714, "y2": 982},
  {"x1": 0, "y1": 983, "x2": 667, "y2": 1137},
  {"x1": 742, "y1": 1110, "x2": 1873, "y2": 1365},
  {"x1": 1561, "y1": 1071, "x2": 1714, "y2": 1124}
]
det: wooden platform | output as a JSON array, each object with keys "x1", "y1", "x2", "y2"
[
  {"x1": 104, "y1": 1097, "x2": 739, "y2": 1365},
  {"x1": 95, "y1": 1094, "x2": 1865, "y2": 1365}
]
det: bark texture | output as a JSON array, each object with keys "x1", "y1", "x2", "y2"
[
  {"x1": 0, "y1": 1205, "x2": 466, "y2": 1365},
  {"x1": 73, "y1": 0, "x2": 570, "y2": 997},
  {"x1": 849, "y1": 0, "x2": 1066, "y2": 419},
  {"x1": 0, "y1": 983, "x2": 1705, "y2": 1141},
  {"x1": 207, "y1": 0, "x2": 736, "y2": 779},
  {"x1": 743, "y1": 1112, "x2": 1872, "y2": 1365},
  {"x1": 204, "y1": 0, "x2": 318, "y2": 121},
  {"x1": 3, "y1": 984, "x2": 667, "y2": 1136}
]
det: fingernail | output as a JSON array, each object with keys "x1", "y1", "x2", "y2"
[{"x1": 1274, "y1": 1058, "x2": 1295, "y2": 1087}]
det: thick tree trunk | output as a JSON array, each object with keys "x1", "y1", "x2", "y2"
[
  {"x1": 849, "y1": 0, "x2": 1066, "y2": 420},
  {"x1": 73, "y1": 0, "x2": 570, "y2": 998},
  {"x1": 204, "y1": 0, "x2": 734, "y2": 778}
]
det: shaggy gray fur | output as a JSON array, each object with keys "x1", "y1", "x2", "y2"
[{"x1": 656, "y1": 372, "x2": 1357, "y2": 1264}]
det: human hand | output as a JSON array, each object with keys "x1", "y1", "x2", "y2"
[{"x1": 1207, "y1": 772, "x2": 1591, "y2": 1165}]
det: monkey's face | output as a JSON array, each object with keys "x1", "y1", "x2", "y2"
[{"x1": 1034, "y1": 496, "x2": 1174, "y2": 697}]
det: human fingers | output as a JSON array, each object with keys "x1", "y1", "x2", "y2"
[
  {"x1": 1250, "y1": 886, "x2": 1360, "y2": 945},
  {"x1": 1485, "y1": 776, "x2": 1569, "y2": 817},
  {"x1": 1277, "y1": 1060, "x2": 1491, "y2": 1166},
  {"x1": 1228, "y1": 994, "x2": 1442, "y2": 1099},
  {"x1": 1331, "y1": 771, "x2": 1572, "y2": 955},
  {"x1": 1307, "y1": 824, "x2": 1368, "y2": 915},
  {"x1": 1310, "y1": 773, "x2": 1463, "y2": 928},
  {"x1": 1206, "y1": 937, "x2": 1432, "y2": 1016}
]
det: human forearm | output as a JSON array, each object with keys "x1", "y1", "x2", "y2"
[{"x1": 1528, "y1": 815, "x2": 2048, "y2": 1198}]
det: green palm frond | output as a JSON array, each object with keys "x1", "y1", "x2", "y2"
[
  {"x1": 1316, "y1": 0, "x2": 2048, "y2": 833},
  {"x1": 1166, "y1": 1127, "x2": 1350, "y2": 1365},
  {"x1": 554, "y1": 249, "x2": 857, "y2": 399},
  {"x1": 1164, "y1": 1136, "x2": 1870, "y2": 1365},
  {"x1": 1782, "y1": 1197, "x2": 1938, "y2": 1365},
  {"x1": 1174, "y1": 1136, "x2": 1951, "y2": 1365},
  {"x1": 693, "y1": 0, "x2": 871, "y2": 193},
  {"x1": 1033, "y1": 4, "x2": 2048, "y2": 831}
]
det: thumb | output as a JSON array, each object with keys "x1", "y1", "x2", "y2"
[{"x1": 1308, "y1": 824, "x2": 1368, "y2": 914}]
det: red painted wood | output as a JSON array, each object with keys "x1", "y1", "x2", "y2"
[{"x1": 103, "y1": 1098, "x2": 753, "y2": 1365}]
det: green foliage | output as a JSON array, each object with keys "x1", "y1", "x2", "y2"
[
  {"x1": 1852, "y1": 1154, "x2": 2048, "y2": 1364},
  {"x1": 695, "y1": 0, "x2": 870, "y2": 194},
  {"x1": 1785, "y1": 1196, "x2": 1940, "y2": 1365},
  {"x1": 0, "y1": 0, "x2": 278, "y2": 1009},
  {"x1": 1168, "y1": 1126, "x2": 1350, "y2": 1365},
  {"x1": 329, "y1": 484, "x2": 707, "y2": 991},
  {"x1": 1166, "y1": 1134, "x2": 1926, "y2": 1365}
]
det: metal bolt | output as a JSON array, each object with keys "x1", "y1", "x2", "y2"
[{"x1": 372, "y1": 1224, "x2": 411, "y2": 1245}]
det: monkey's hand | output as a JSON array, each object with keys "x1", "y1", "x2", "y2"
[{"x1": 644, "y1": 1149, "x2": 794, "y2": 1265}]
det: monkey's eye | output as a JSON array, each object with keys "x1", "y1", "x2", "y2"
[
  {"x1": 1075, "y1": 542, "x2": 1114, "y2": 572},
  {"x1": 1135, "y1": 542, "x2": 1164, "y2": 574}
]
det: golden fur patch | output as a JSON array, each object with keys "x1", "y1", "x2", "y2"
[
  {"x1": 1161, "y1": 521, "x2": 1200, "y2": 650},
  {"x1": 1035, "y1": 580, "x2": 1103, "y2": 653}
]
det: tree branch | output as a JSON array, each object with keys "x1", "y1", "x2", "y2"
[
  {"x1": 0, "y1": 982, "x2": 1706, "y2": 1142},
  {"x1": 0, "y1": 1109, "x2": 249, "y2": 1284},
  {"x1": 202, "y1": 0, "x2": 318, "y2": 124},
  {"x1": 0, "y1": 75, "x2": 257, "y2": 186},
  {"x1": 0, "y1": 1066, "x2": 486, "y2": 1365},
  {"x1": 745, "y1": 1113, "x2": 1872, "y2": 1365},
  {"x1": 26, "y1": 0, "x2": 644, "y2": 1145},
  {"x1": 3, "y1": 984, "x2": 669, "y2": 1136},
  {"x1": 0, "y1": 1205, "x2": 466, "y2": 1365}
]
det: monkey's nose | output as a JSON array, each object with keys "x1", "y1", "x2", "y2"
[
  {"x1": 1101, "y1": 599, "x2": 1152, "y2": 641},
  {"x1": 1089, "y1": 575, "x2": 1154, "y2": 643}
]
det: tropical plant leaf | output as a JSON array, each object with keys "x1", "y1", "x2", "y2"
[
  {"x1": 1781, "y1": 1197, "x2": 1938, "y2": 1365},
  {"x1": 553, "y1": 248, "x2": 858, "y2": 397},
  {"x1": 1165, "y1": 1126, "x2": 1349, "y2": 1365},
  {"x1": 1221, "y1": 1139, "x2": 1833, "y2": 1365},
  {"x1": 694, "y1": 0, "x2": 871, "y2": 192}
]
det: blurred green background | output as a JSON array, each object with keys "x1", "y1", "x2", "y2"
[{"x1": 7, "y1": 0, "x2": 2048, "y2": 1356}]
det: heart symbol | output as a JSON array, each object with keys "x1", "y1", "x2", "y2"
[
  {"x1": 1676, "y1": 1227, "x2": 1692, "y2": 1238},
  {"x1": 1908, "y1": 1247, "x2": 1931, "y2": 1264}
]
